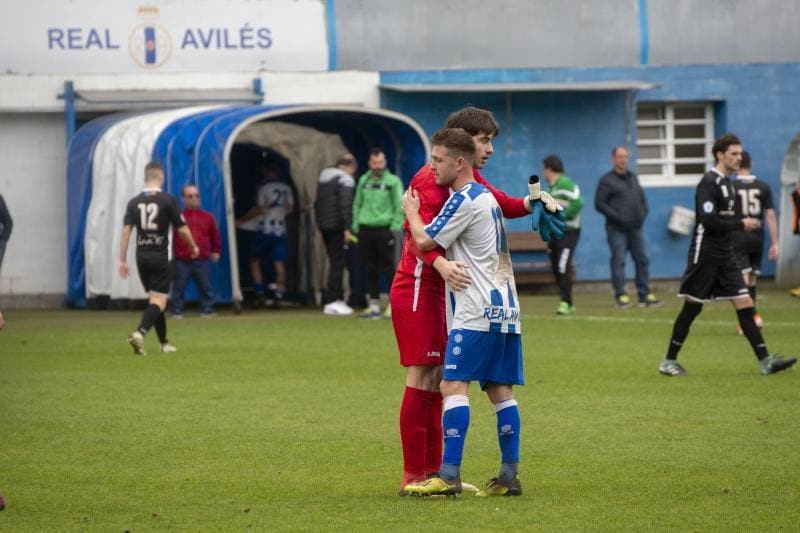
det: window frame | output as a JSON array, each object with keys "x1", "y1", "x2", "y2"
[{"x1": 635, "y1": 102, "x2": 715, "y2": 187}]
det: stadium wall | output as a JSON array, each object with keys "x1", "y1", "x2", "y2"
[{"x1": 380, "y1": 62, "x2": 800, "y2": 281}]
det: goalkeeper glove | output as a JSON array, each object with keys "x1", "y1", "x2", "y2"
[
  {"x1": 527, "y1": 175, "x2": 563, "y2": 214},
  {"x1": 529, "y1": 175, "x2": 566, "y2": 241}
]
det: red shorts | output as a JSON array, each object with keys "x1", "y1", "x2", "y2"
[{"x1": 392, "y1": 307, "x2": 447, "y2": 367}]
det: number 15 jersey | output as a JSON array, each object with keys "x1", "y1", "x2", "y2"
[{"x1": 123, "y1": 188, "x2": 185, "y2": 257}]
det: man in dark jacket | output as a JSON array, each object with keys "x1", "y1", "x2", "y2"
[
  {"x1": 315, "y1": 153, "x2": 360, "y2": 315},
  {"x1": 595, "y1": 147, "x2": 661, "y2": 308},
  {"x1": 0, "y1": 193, "x2": 12, "y2": 276}
]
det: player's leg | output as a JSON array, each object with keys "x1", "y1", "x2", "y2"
[
  {"x1": 400, "y1": 365, "x2": 440, "y2": 490},
  {"x1": 271, "y1": 236, "x2": 287, "y2": 300},
  {"x1": 476, "y1": 332, "x2": 524, "y2": 497},
  {"x1": 748, "y1": 252, "x2": 764, "y2": 327},
  {"x1": 476, "y1": 384, "x2": 522, "y2": 497},
  {"x1": 392, "y1": 300, "x2": 446, "y2": 491},
  {"x1": 404, "y1": 327, "x2": 472, "y2": 496},
  {"x1": 129, "y1": 257, "x2": 166, "y2": 355},
  {"x1": 660, "y1": 263, "x2": 712, "y2": 375},
  {"x1": 249, "y1": 233, "x2": 267, "y2": 303},
  {"x1": 660, "y1": 300, "x2": 703, "y2": 375}
]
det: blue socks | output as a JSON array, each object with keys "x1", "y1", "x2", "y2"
[
  {"x1": 440, "y1": 395, "x2": 470, "y2": 481},
  {"x1": 495, "y1": 398, "x2": 520, "y2": 484},
  {"x1": 439, "y1": 395, "x2": 521, "y2": 485}
]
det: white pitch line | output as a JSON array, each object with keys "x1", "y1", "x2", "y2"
[{"x1": 532, "y1": 314, "x2": 798, "y2": 328}]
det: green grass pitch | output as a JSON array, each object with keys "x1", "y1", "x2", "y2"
[{"x1": 0, "y1": 290, "x2": 798, "y2": 531}]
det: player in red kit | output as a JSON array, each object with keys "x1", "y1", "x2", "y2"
[{"x1": 391, "y1": 107, "x2": 534, "y2": 494}]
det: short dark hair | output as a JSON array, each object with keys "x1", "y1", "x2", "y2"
[
  {"x1": 336, "y1": 153, "x2": 356, "y2": 167},
  {"x1": 444, "y1": 106, "x2": 500, "y2": 137},
  {"x1": 712, "y1": 133, "x2": 742, "y2": 162},
  {"x1": 740, "y1": 150, "x2": 751, "y2": 170},
  {"x1": 144, "y1": 161, "x2": 163, "y2": 182},
  {"x1": 431, "y1": 128, "x2": 476, "y2": 163},
  {"x1": 368, "y1": 148, "x2": 385, "y2": 158},
  {"x1": 611, "y1": 146, "x2": 628, "y2": 156},
  {"x1": 542, "y1": 154, "x2": 564, "y2": 174},
  {"x1": 181, "y1": 184, "x2": 197, "y2": 195}
]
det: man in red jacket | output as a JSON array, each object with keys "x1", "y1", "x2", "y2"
[
  {"x1": 391, "y1": 107, "x2": 535, "y2": 495},
  {"x1": 171, "y1": 185, "x2": 221, "y2": 318}
]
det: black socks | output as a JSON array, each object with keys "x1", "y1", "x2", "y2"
[
  {"x1": 137, "y1": 304, "x2": 162, "y2": 336},
  {"x1": 666, "y1": 301, "x2": 703, "y2": 360},
  {"x1": 737, "y1": 307, "x2": 768, "y2": 360}
]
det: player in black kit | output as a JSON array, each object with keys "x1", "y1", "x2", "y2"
[
  {"x1": 119, "y1": 162, "x2": 199, "y2": 355},
  {"x1": 730, "y1": 151, "x2": 778, "y2": 333},
  {"x1": 659, "y1": 134, "x2": 796, "y2": 376}
]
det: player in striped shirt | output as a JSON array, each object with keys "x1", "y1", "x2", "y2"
[{"x1": 403, "y1": 128, "x2": 524, "y2": 497}]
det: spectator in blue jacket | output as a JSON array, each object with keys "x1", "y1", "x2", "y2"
[{"x1": 595, "y1": 147, "x2": 661, "y2": 308}]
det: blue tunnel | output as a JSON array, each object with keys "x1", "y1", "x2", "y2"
[{"x1": 66, "y1": 105, "x2": 430, "y2": 307}]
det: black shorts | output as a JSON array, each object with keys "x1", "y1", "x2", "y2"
[
  {"x1": 731, "y1": 233, "x2": 763, "y2": 274},
  {"x1": 678, "y1": 256, "x2": 749, "y2": 303},
  {"x1": 136, "y1": 254, "x2": 171, "y2": 295},
  {"x1": 733, "y1": 249, "x2": 763, "y2": 275}
]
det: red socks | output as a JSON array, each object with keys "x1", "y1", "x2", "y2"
[
  {"x1": 424, "y1": 390, "x2": 443, "y2": 474},
  {"x1": 400, "y1": 386, "x2": 443, "y2": 486}
]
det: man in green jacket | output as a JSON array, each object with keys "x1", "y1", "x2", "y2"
[
  {"x1": 542, "y1": 155, "x2": 584, "y2": 315},
  {"x1": 352, "y1": 148, "x2": 405, "y2": 319}
]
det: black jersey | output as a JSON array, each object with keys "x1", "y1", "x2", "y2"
[
  {"x1": 123, "y1": 189, "x2": 185, "y2": 256},
  {"x1": 687, "y1": 169, "x2": 742, "y2": 264},
  {"x1": 731, "y1": 174, "x2": 774, "y2": 249}
]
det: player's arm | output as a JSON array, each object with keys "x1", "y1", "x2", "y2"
[
  {"x1": 402, "y1": 188, "x2": 437, "y2": 251},
  {"x1": 410, "y1": 178, "x2": 447, "y2": 265},
  {"x1": 696, "y1": 179, "x2": 756, "y2": 232},
  {"x1": 765, "y1": 208, "x2": 779, "y2": 260},
  {"x1": 236, "y1": 205, "x2": 265, "y2": 225},
  {"x1": 762, "y1": 184, "x2": 778, "y2": 260},
  {"x1": 474, "y1": 173, "x2": 531, "y2": 218},
  {"x1": 119, "y1": 224, "x2": 133, "y2": 279},
  {"x1": 283, "y1": 185, "x2": 295, "y2": 216}
]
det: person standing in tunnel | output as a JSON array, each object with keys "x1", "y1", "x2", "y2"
[
  {"x1": 352, "y1": 148, "x2": 404, "y2": 319},
  {"x1": 315, "y1": 153, "x2": 360, "y2": 315},
  {"x1": 236, "y1": 159, "x2": 294, "y2": 306}
]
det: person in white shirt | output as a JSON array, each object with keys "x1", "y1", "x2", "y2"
[
  {"x1": 236, "y1": 159, "x2": 294, "y2": 305},
  {"x1": 402, "y1": 128, "x2": 524, "y2": 498}
]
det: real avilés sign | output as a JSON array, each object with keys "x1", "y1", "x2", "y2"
[{"x1": 3, "y1": 0, "x2": 328, "y2": 73}]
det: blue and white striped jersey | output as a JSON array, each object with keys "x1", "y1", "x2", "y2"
[{"x1": 425, "y1": 182, "x2": 521, "y2": 334}]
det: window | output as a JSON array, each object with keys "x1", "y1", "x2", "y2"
[{"x1": 636, "y1": 102, "x2": 715, "y2": 186}]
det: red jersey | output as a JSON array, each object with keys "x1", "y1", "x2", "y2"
[
  {"x1": 173, "y1": 208, "x2": 221, "y2": 261},
  {"x1": 390, "y1": 166, "x2": 528, "y2": 311}
]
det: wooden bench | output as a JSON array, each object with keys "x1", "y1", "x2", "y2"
[{"x1": 506, "y1": 231, "x2": 555, "y2": 285}]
